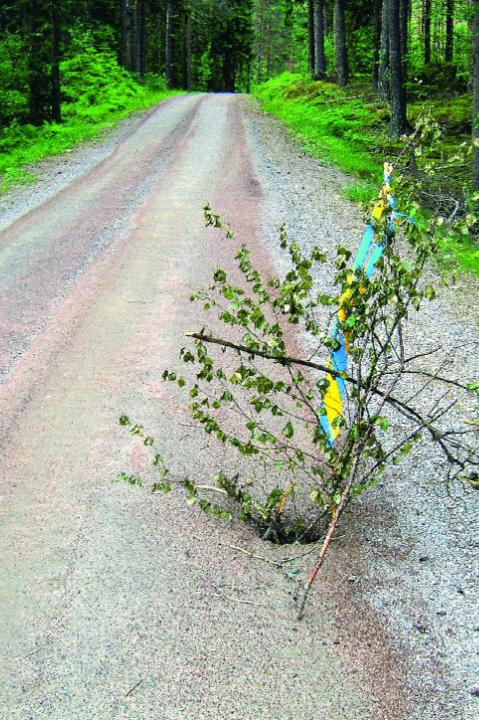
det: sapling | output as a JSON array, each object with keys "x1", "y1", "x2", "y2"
[{"x1": 118, "y1": 167, "x2": 478, "y2": 618}]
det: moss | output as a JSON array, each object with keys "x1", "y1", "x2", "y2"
[{"x1": 253, "y1": 71, "x2": 478, "y2": 278}]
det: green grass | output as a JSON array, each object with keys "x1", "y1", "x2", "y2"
[
  {"x1": 253, "y1": 72, "x2": 478, "y2": 278},
  {"x1": 0, "y1": 49, "x2": 181, "y2": 193},
  {"x1": 254, "y1": 72, "x2": 389, "y2": 201}
]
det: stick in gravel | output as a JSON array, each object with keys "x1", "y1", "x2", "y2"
[{"x1": 125, "y1": 679, "x2": 143, "y2": 697}]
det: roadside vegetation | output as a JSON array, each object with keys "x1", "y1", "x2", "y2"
[
  {"x1": 120, "y1": 172, "x2": 479, "y2": 617},
  {"x1": 0, "y1": 29, "x2": 178, "y2": 193},
  {"x1": 254, "y1": 72, "x2": 478, "y2": 277}
]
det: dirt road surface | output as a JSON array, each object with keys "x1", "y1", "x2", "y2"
[{"x1": 0, "y1": 94, "x2": 477, "y2": 720}]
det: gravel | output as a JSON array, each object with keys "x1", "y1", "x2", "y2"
[
  {"x1": 0, "y1": 107, "x2": 159, "y2": 234},
  {"x1": 244, "y1": 98, "x2": 479, "y2": 720},
  {"x1": 0, "y1": 93, "x2": 477, "y2": 720}
]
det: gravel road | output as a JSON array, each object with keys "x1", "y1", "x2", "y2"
[{"x1": 0, "y1": 93, "x2": 477, "y2": 720}]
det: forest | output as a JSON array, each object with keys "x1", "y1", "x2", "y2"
[{"x1": 0, "y1": 1, "x2": 478, "y2": 272}]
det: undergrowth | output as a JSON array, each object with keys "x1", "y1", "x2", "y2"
[
  {"x1": 253, "y1": 72, "x2": 478, "y2": 278},
  {"x1": 0, "y1": 48, "x2": 181, "y2": 193}
]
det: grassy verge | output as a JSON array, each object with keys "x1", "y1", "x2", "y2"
[
  {"x1": 0, "y1": 49, "x2": 182, "y2": 194},
  {"x1": 253, "y1": 72, "x2": 478, "y2": 278}
]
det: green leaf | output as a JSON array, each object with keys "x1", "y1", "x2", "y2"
[
  {"x1": 213, "y1": 269, "x2": 227, "y2": 283},
  {"x1": 115, "y1": 472, "x2": 142, "y2": 487},
  {"x1": 152, "y1": 482, "x2": 172, "y2": 493},
  {"x1": 283, "y1": 421, "x2": 294, "y2": 439}
]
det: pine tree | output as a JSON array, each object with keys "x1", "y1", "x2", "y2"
[
  {"x1": 334, "y1": 0, "x2": 348, "y2": 86},
  {"x1": 378, "y1": 0, "x2": 389, "y2": 100},
  {"x1": 424, "y1": 0, "x2": 431, "y2": 63},
  {"x1": 389, "y1": 0, "x2": 407, "y2": 138},
  {"x1": 120, "y1": 0, "x2": 136, "y2": 72},
  {"x1": 165, "y1": 0, "x2": 174, "y2": 88},
  {"x1": 372, "y1": 0, "x2": 382, "y2": 90},
  {"x1": 313, "y1": 0, "x2": 326, "y2": 78},
  {"x1": 445, "y1": 0, "x2": 454, "y2": 62},
  {"x1": 308, "y1": 0, "x2": 315, "y2": 75},
  {"x1": 51, "y1": 0, "x2": 61, "y2": 122},
  {"x1": 473, "y1": 0, "x2": 479, "y2": 188},
  {"x1": 138, "y1": 0, "x2": 147, "y2": 78}
]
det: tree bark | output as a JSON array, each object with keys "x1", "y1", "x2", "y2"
[
  {"x1": 165, "y1": 0, "x2": 174, "y2": 88},
  {"x1": 183, "y1": 9, "x2": 191, "y2": 90},
  {"x1": 445, "y1": 0, "x2": 454, "y2": 62},
  {"x1": 388, "y1": 0, "x2": 407, "y2": 138},
  {"x1": 50, "y1": 0, "x2": 61, "y2": 122},
  {"x1": 399, "y1": 0, "x2": 408, "y2": 80},
  {"x1": 138, "y1": 0, "x2": 147, "y2": 78},
  {"x1": 424, "y1": 0, "x2": 431, "y2": 63},
  {"x1": 334, "y1": 0, "x2": 348, "y2": 87},
  {"x1": 308, "y1": 0, "x2": 315, "y2": 75},
  {"x1": 120, "y1": 0, "x2": 135, "y2": 71},
  {"x1": 378, "y1": 0, "x2": 389, "y2": 100},
  {"x1": 472, "y1": 0, "x2": 479, "y2": 189},
  {"x1": 313, "y1": 0, "x2": 326, "y2": 78},
  {"x1": 372, "y1": 0, "x2": 382, "y2": 91}
]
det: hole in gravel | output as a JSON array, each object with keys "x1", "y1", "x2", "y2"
[{"x1": 227, "y1": 503, "x2": 329, "y2": 546}]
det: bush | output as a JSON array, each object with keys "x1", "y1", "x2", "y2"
[
  {"x1": 0, "y1": 27, "x2": 175, "y2": 192},
  {"x1": 118, "y1": 171, "x2": 479, "y2": 616},
  {"x1": 406, "y1": 62, "x2": 468, "y2": 101}
]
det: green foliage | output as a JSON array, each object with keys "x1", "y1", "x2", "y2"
[
  {"x1": 254, "y1": 72, "x2": 479, "y2": 278},
  {"x1": 406, "y1": 62, "x2": 469, "y2": 101},
  {"x1": 118, "y1": 183, "x2": 478, "y2": 548},
  {"x1": 254, "y1": 72, "x2": 383, "y2": 187},
  {"x1": 0, "y1": 34, "x2": 178, "y2": 193},
  {"x1": 0, "y1": 31, "x2": 29, "y2": 124}
]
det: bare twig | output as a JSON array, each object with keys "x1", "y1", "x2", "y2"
[
  {"x1": 196, "y1": 485, "x2": 228, "y2": 495},
  {"x1": 125, "y1": 679, "x2": 143, "y2": 697},
  {"x1": 225, "y1": 542, "x2": 284, "y2": 567},
  {"x1": 296, "y1": 466, "x2": 358, "y2": 621}
]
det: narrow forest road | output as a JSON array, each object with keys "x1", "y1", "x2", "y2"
[{"x1": 0, "y1": 94, "x2": 477, "y2": 720}]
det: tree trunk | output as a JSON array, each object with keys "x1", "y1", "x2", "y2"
[
  {"x1": 165, "y1": 0, "x2": 174, "y2": 88},
  {"x1": 224, "y1": 49, "x2": 235, "y2": 92},
  {"x1": 334, "y1": 0, "x2": 348, "y2": 87},
  {"x1": 308, "y1": 0, "x2": 315, "y2": 75},
  {"x1": 424, "y1": 0, "x2": 431, "y2": 63},
  {"x1": 138, "y1": 0, "x2": 147, "y2": 78},
  {"x1": 183, "y1": 10, "x2": 191, "y2": 90},
  {"x1": 120, "y1": 0, "x2": 135, "y2": 71},
  {"x1": 27, "y1": 0, "x2": 51, "y2": 125},
  {"x1": 445, "y1": 0, "x2": 454, "y2": 62},
  {"x1": 472, "y1": 0, "x2": 479, "y2": 189},
  {"x1": 399, "y1": 0, "x2": 408, "y2": 80},
  {"x1": 388, "y1": 0, "x2": 407, "y2": 138},
  {"x1": 50, "y1": 0, "x2": 61, "y2": 122},
  {"x1": 372, "y1": 0, "x2": 382, "y2": 91},
  {"x1": 378, "y1": 0, "x2": 389, "y2": 100},
  {"x1": 313, "y1": 0, "x2": 326, "y2": 78}
]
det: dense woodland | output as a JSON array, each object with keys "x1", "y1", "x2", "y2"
[{"x1": 0, "y1": 2, "x2": 478, "y2": 191}]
